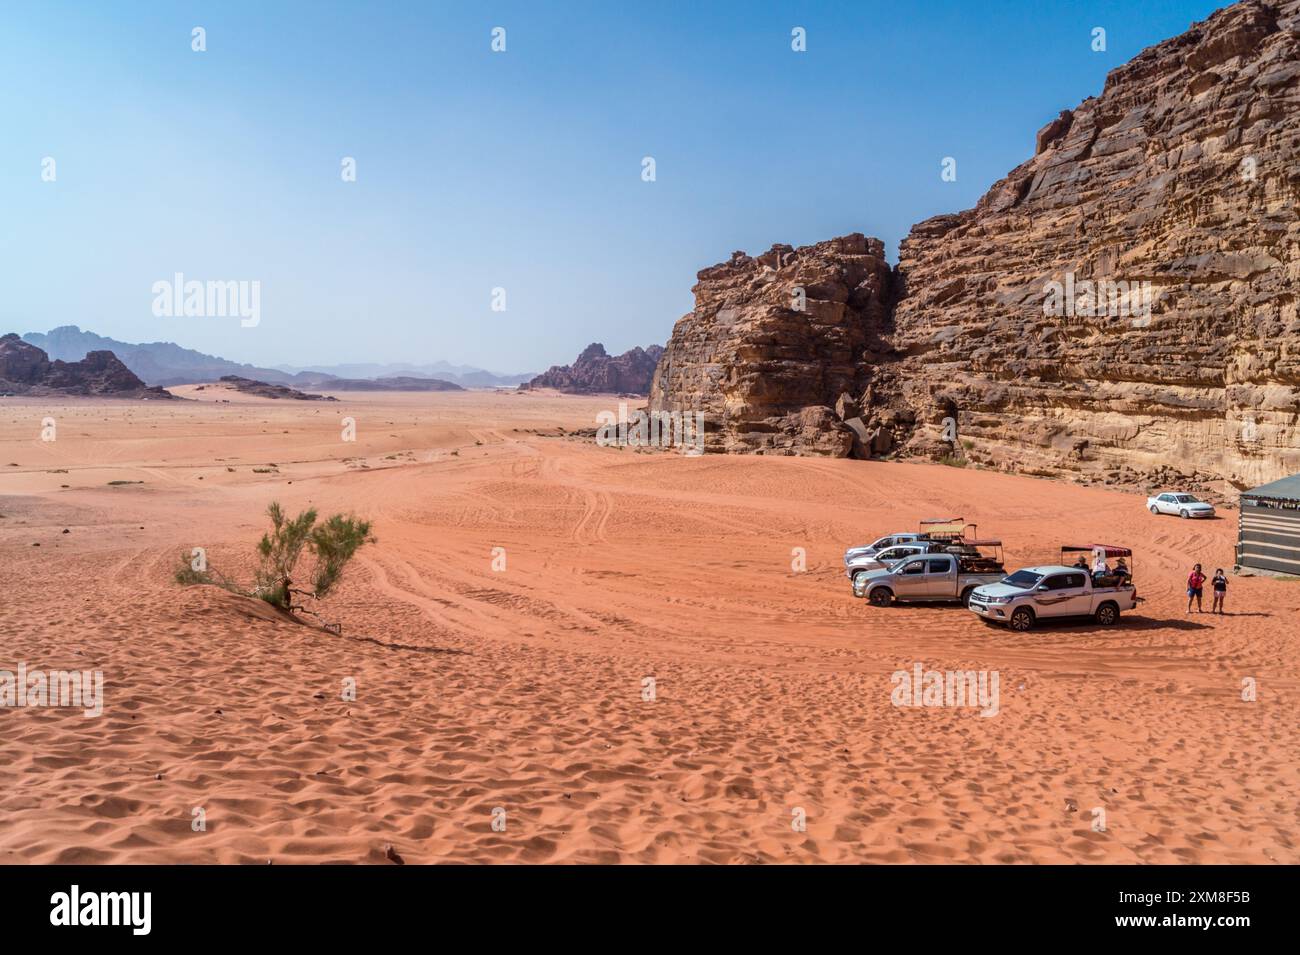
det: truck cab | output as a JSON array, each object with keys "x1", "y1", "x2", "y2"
[
  {"x1": 843, "y1": 533, "x2": 924, "y2": 567},
  {"x1": 845, "y1": 542, "x2": 945, "y2": 587}
]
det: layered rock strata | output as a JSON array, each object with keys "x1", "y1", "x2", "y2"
[{"x1": 650, "y1": 0, "x2": 1300, "y2": 488}]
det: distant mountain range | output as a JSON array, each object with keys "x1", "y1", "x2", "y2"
[
  {"x1": 273, "y1": 361, "x2": 530, "y2": 389},
  {"x1": 19, "y1": 326, "x2": 535, "y2": 389}
]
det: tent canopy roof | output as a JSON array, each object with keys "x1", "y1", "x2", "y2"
[{"x1": 1242, "y1": 474, "x2": 1300, "y2": 500}]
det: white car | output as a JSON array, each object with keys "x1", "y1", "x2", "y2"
[
  {"x1": 1146, "y1": 492, "x2": 1215, "y2": 519},
  {"x1": 968, "y1": 565, "x2": 1137, "y2": 631}
]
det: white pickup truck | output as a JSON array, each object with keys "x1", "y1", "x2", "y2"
[
  {"x1": 967, "y1": 565, "x2": 1137, "y2": 631},
  {"x1": 856, "y1": 553, "x2": 1007, "y2": 606}
]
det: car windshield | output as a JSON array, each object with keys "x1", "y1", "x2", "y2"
[
  {"x1": 1002, "y1": 570, "x2": 1042, "y2": 588},
  {"x1": 1174, "y1": 495, "x2": 1199, "y2": 503}
]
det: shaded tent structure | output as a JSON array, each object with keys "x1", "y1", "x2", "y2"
[{"x1": 1236, "y1": 474, "x2": 1300, "y2": 575}]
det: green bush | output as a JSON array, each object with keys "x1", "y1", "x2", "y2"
[
  {"x1": 253, "y1": 502, "x2": 373, "y2": 611},
  {"x1": 174, "y1": 554, "x2": 211, "y2": 586},
  {"x1": 176, "y1": 501, "x2": 374, "y2": 630}
]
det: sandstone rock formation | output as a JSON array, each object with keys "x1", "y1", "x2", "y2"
[
  {"x1": 0, "y1": 334, "x2": 174, "y2": 398},
  {"x1": 649, "y1": 235, "x2": 892, "y2": 455},
  {"x1": 651, "y1": 0, "x2": 1300, "y2": 488},
  {"x1": 880, "y1": 0, "x2": 1300, "y2": 489},
  {"x1": 523, "y1": 343, "x2": 665, "y2": 395}
]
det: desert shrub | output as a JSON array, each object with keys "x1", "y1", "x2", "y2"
[
  {"x1": 253, "y1": 502, "x2": 373, "y2": 611},
  {"x1": 307, "y1": 513, "x2": 373, "y2": 599},
  {"x1": 174, "y1": 553, "x2": 211, "y2": 585},
  {"x1": 938, "y1": 454, "x2": 968, "y2": 468},
  {"x1": 176, "y1": 501, "x2": 373, "y2": 631}
]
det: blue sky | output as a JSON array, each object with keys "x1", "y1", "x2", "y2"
[{"x1": 1, "y1": 0, "x2": 1228, "y2": 372}]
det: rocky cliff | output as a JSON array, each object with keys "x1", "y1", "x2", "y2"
[
  {"x1": 0, "y1": 334, "x2": 175, "y2": 398},
  {"x1": 523, "y1": 343, "x2": 665, "y2": 395},
  {"x1": 651, "y1": 0, "x2": 1300, "y2": 489},
  {"x1": 649, "y1": 235, "x2": 893, "y2": 455},
  {"x1": 882, "y1": 0, "x2": 1300, "y2": 490}
]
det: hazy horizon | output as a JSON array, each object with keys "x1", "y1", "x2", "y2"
[
  {"x1": 4, "y1": 0, "x2": 1227, "y2": 371},
  {"x1": 17, "y1": 322, "x2": 542, "y2": 377}
]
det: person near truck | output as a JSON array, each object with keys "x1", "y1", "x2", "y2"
[{"x1": 1091, "y1": 551, "x2": 1109, "y2": 583}]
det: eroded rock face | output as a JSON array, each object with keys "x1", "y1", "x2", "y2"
[
  {"x1": 649, "y1": 234, "x2": 892, "y2": 455},
  {"x1": 650, "y1": 0, "x2": 1300, "y2": 487},
  {"x1": 882, "y1": 0, "x2": 1300, "y2": 488},
  {"x1": 0, "y1": 335, "x2": 174, "y2": 398},
  {"x1": 523, "y1": 343, "x2": 665, "y2": 395}
]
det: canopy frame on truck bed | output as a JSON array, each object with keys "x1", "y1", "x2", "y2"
[
  {"x1": 1062, "y1": 544, "x2": 1132, "y2": 558},
  {"x1": 919, "y1": 518, "x2": 975, "y2": 541},
  {"x1": 1060, "y1": 544, "x2": 1135, "y2": 590},
  {"x1": 958, "y1": 538, "x2": 1003, "y2": 572}
]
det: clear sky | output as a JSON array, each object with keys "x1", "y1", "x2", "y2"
[{"x1": 1, "y1": 0, "x2": 1228, "y2": 373}]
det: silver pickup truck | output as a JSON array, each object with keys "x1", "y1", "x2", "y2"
[
  {"x1": 856, "y1": 553, "x2": 1007, "y2": 606},
  {"x1": 846, "y1": 541, "x2": 943, "y2": 587}
]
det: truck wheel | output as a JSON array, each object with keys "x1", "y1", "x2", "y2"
[
  {"x1": 1179, "y1": 509, "x2": 1190, "y2": 519},
  {"x1": 869, "y1": 587, "x2": 893, "y2": 607},
  {"x1": 1149, "y1": 505, "x2": 1160, "y2": 515},
  {"x1": 960, "y1": 586, "x2": 976, "y2": 608},
  {"x1": 1009, "y1": 607, "x2": 1034, "y2": 632},
  {"x1": 1095, "y1": 602, "x2": 1119, "y2": 626}
]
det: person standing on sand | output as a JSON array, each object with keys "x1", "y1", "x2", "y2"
[
  {"x1": 1187, "y1": 563, "x2": 1206, "y2": 613},
  {"x1": 1211, "y1": 568, "x2": 1228, "y2": 614}
]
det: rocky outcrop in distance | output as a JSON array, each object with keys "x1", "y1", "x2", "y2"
[
  {"x1": 0, "y1": 334, "x2": 175, "y2": 398},
  {"x1": 216, "y1": 376, "x2": 337, "y2": 400},
  {"x1": 522, "y1": 343, "x2": 665, "y2": 395},
  {"x1": 651, "y1": 0, "x2": 1300, "y2": 490}
]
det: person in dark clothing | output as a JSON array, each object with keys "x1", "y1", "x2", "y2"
[{"x1": 1211, "y1": 568, "x2": 1228, "y2": 614}]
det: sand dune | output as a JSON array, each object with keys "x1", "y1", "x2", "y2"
[{"x1": 0, "y1": 391, "x2": 1296, "y2": 863}]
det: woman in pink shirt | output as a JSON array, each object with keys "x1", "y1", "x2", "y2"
[{"x1": 1186, "y1": 563, "x2": 1206, "y2": 613}]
